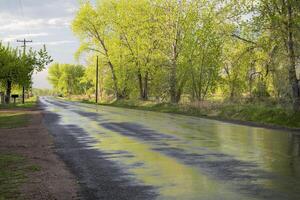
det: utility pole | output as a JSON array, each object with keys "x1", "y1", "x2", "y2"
[
  {"x1": 17, "y1": 38, "x2": 32, "y2": 104},
  {"x1": 95, "y1": 56, "x2": 99, "y2": 104}
]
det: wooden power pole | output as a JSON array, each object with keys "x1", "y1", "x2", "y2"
[
  {"x1": 17, "y1": 38, "x2": 32, "y2": 104},
  {"x1": 96, "y1": 56, "x2": 99, "y2": 103}
]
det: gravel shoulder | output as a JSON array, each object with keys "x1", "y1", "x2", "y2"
[{"x1": 0, "y1": 107, "x2": 80, "y2": 199}]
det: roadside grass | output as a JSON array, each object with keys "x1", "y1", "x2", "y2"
[
  {"x1": 0, "y1": 96, "x2": 41, "y2": 199},
  {"x1": 218, "y1": 104, "x2": 300, "y2": 128},
  {"x1": 0, "y1": 154, "x2": 41, "y2": 200},
  {"x1": 0, "y1": 112, "x2": 29, "y2": 129},
  {"x1": 0, "y1": 154, "x2": 25, "y2": 200},
  {"x1": 101, "y1": 99, "x2": 300, "y2": 129},
  {"x1": 0, "y1": 96, "x2": 37, "y2": 128},
  {"x1": 60, "y1": 96, "x2": 300, "y2": 129},
  {"x1": 0, "y1": 96, "x2": 37, "y2": 109}
]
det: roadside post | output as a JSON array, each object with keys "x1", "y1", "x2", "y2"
[
  {"x1": 96, "y1": 55, "x2": 99, "y2": 103},
  {"x1": 0, "y1": 92, "x2": 4, "y2": 104}
]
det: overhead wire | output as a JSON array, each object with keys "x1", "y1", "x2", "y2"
[
  {"x1": 18, "y1": 0, "x2": 30, "y2": 35},
  {"x1": 17, "y1": 0, "x2": 33, "y2": 51}
]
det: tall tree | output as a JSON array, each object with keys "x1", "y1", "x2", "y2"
[
  {"x1": 252, "y1": 0, "x2": 300, "y2": 110},
  {"x1": 0, "y1": 43, "x2": 51, "y2": 103},
  {"x1": 72, "y1": 2, "x2": 122, "y2": 99}
]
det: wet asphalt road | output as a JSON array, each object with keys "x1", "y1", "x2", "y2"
[{"x1": 40, "y1": 97, "x2": 300, "y2": 200}]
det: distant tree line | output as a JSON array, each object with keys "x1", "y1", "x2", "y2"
[
  {"x1": 32, "y1": 88, "x2": 57, "y2": 96},
  {"x1": 48, "y1": 0, "x2": 300, "y2": 111}
]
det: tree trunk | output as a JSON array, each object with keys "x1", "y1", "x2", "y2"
[
  {"x1": 170, "y1": 64, "x2": 177, "y2": 103},
  {"x1": 107, "y1": 61, "x2": 120, "y2": 99},
  {"x1": 138, "y1": 70, "x2": 144, "y2": 100},
  {"x1": 138, "y1": 70, "x2": 149, "y2": 101},
  {"x1": 287, "y1": 2, "x2": 300, "y2": 112},
  {"x1": 22, "y1": 86, "x2": 25, "y2": 104},
  {"x1": 230, "y1": 83, "x2": 235, "y2": 101},
  {"x1": 175, "y1": 88, "x2": 182, "y2": 103},
  {"x1": 5, "y1": 79, "x2": 11, "y2": 104},
  {"x1": 95, "y1": 32, "x2": 120, "y2": 100},
  {"x1": 169, "y1": 47, "x2": 180, "y2": 103},
  {"x1": 143, "y1": 72, "x2": 149, "y2": 100}
]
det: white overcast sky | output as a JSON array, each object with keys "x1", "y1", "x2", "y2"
[{"x1": 0, "y1": 0, "x2": 82, "y2": 89}]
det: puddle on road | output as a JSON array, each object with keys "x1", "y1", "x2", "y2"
[
  {"x1": 90, "y1": 127, "x2": 251, "y2": 200},
  {"x1": 41, "y1": 97, "x2": 300, "y2": 200}
]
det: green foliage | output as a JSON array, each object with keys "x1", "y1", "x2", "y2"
[
  {"x1": 0, "y1": 42, "x2": 52, "y2": 104},
  {"x1": 48, "y1": 63, "x2": 86, "y2": 96},
  {"x1": 32, "y1": 88, "x2": 57, "y2": 96},
  {"x1": 0, "y1": 43, "x2": 52, "y2": 87},
  {"x1": 63, "y1": 0, "x2": 300, "y2": 112}
]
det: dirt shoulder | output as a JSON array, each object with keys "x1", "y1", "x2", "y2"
[{"x1": 0, "y1": 107, "x2": 80, "y2": 200}]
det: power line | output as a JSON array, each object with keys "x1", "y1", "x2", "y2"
[
  {"x1": 18, "y1": 0, "x2": 25, "y2": 18},
  {"x1": 17, "y1": 0, "x2": 31, "y2": 36}
]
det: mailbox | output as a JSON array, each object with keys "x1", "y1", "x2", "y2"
[{"x1": 11, "y1": 94, "x2": 19, "y2": 103}]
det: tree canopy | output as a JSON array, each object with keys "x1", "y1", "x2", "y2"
[
  {"x1": 47, "y1": 0, "x2": 300, "y2": 111},
  {"x1": 0, "y1": 43, "x2": 52, "y2": 103},
  {"x1": 48, "y1": 63, "x2": 87, "y2": 96}
]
